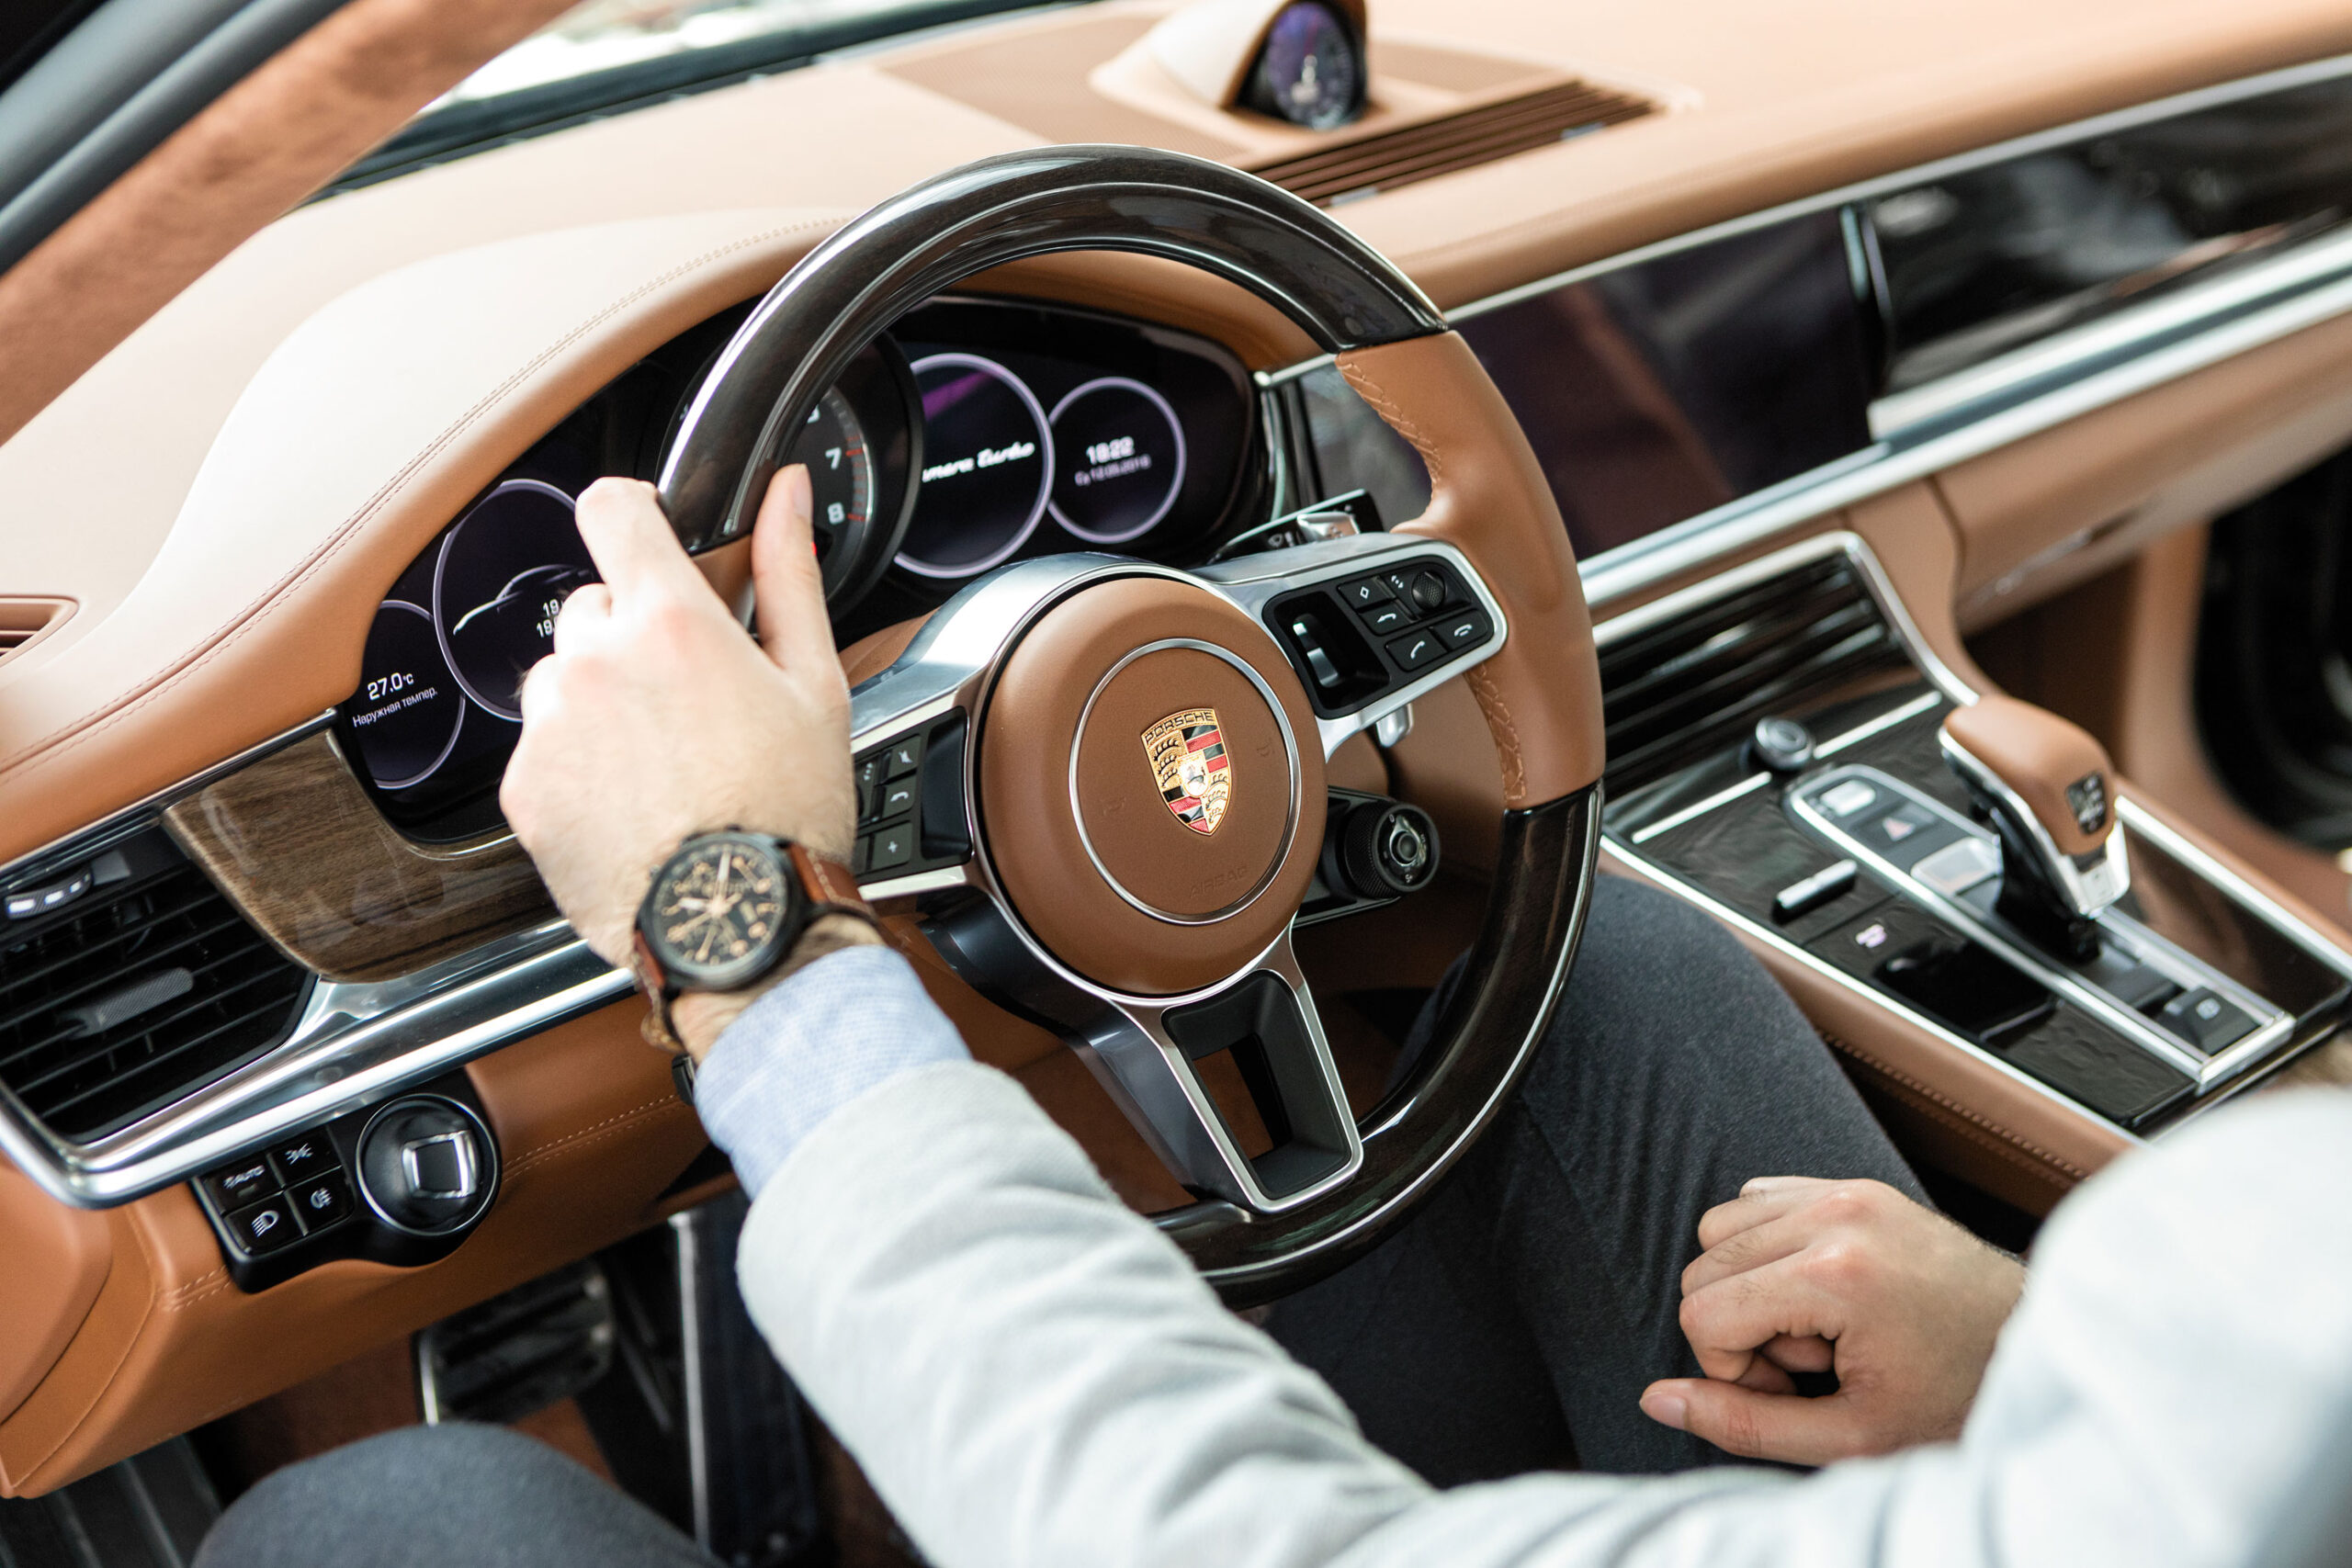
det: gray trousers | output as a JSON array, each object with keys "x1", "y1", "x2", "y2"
[{"x1": 196, "y1": 876, "x2": 1921, "y2": 1564}]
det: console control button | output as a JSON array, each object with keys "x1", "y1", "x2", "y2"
[
  {"x1": 1772, "y1": 860, "x2": 1857, "y2": 921},
  {"x1": 1361, "y1": 602, "x2": 1410, "y2": 637},
  {"x1": 2158, "y1": 987, "x2": 2257, "y2": 1053},
  {"x1": 886, "y1": 738, "x2": 922, "y2": 778},
  {"x1": 1816, "y1": 779, "x2": 1879, "y2": 819},
  {"x1": 268, "y1": 1134, "x2": 335, "y2": 1186},
  {"x1": 202, "y1": 1156, "x2": 278, "y2": 1213},
  {"x1": 1338, "y1": 575, "x2": 1392, "y2": 610},
  {"x1": 1747, "y1": 716, "x2": 1815, "y2": 774},
  {"x1": 290, "y1": 1173, "x2": 354, "y2": 1232},
  {"x1": 876, "y1": 778, "x2": 917, "y2": 822},
  {"x1": 224, "y1": 1194, "x2": 300, "y2": 1256}
]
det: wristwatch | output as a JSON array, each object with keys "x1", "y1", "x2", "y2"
[{"x1": 628, "y1": 829, "x2": 874, "y2": 1055}]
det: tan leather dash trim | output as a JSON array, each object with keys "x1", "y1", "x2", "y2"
[{"x1": 505, "y1": 1093, "x2": 690, "y2": 1178}]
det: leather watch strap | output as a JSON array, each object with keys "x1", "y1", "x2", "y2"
[
  {"x1": 788, "y1": 841, "x2": 870, "y2": 912},
  {"x1": 628, "y1": 931, "x2": 685, "y2": 1054}
]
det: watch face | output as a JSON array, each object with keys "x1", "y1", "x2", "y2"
[{"x1": 643, "y1": 834, "x2": 798, "y2": 991}]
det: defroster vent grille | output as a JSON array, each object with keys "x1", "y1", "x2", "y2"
[
  {"x1": 1600, "y1": 552, "x2": 1907, "y2": 791},
  {"x1": 0, "y1": 828, "x2": 310, "y2": 1142},
  {"x1": 1250, "y1": 80, "x2": 1653, "y2": 208}
]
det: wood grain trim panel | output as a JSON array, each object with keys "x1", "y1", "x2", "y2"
[{"x1": 161, "y1": 731, "x2": 550, "y2": 984}]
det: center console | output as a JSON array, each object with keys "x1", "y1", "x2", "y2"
[{"x1": 1600, "y1": 533, "x2": 2352, "y2": 1158}]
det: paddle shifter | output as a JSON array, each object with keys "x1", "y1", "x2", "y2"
[{"x1": 1939, "y1": 695, "x2": 2129, "y2": 959}]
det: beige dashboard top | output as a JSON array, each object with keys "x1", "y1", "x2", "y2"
[{"x1": 2, "y1": 0, "x2": 2351, "y2": 863}]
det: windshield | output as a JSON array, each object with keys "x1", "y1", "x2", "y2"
[{"x1": 336, "y1": 0, "x2": 1070, "y2": 192}]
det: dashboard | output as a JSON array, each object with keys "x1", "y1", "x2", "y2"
[{"x1": 338, "y1": 296, "x2": 1260, "y2": 840}]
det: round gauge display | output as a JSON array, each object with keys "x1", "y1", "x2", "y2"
[
  {"x1": 1047, "y1": 377, "x2": 1188, "y2": 545},
  {"x1": 896, "y1": 353, "x2": 1054, "y2": 580},
  {"x1": 1250, "y1": 2, "x2": 1363, "y2": 131},
  {"x1": 432, "y1": 479, "x2": 597, "y2": 722},
  {"x1": 779, "y1": 385, "x2": 876, "y2": 594},
  {"x1": 347, "y1": 601, "x2": 466, "y2": 790}
]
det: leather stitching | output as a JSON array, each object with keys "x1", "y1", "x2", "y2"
[
  {"x1": 1338, "y1": 361, "x2": 1448, "y2": 489},
  {"x1": 1464, "y1": 661, "x2": 1528, "y2": 801},
  {"x1": 507, "y1": 1092, "x2": 686, "y2": 1175},
  {"x1": 0, "y1": 215, "x2": 846, "y2": 787},
  {"x1": 1819, "y1": 1030, "x2": 2093, "y2": 1181}
]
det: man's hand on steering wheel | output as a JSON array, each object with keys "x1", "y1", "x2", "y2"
[
  {"x1": 1639, "y1": 1176, "x2": 2028, "y2": 1466},
  {"x1": 501, "y1": 465, "x2": 872, "y2": 1059}
]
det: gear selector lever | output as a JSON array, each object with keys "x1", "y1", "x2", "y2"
[{"x1": 1939, "y1": 696, "x2": 2129, "y2": 960}]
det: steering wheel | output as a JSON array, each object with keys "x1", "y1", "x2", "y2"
[{"x1": 659, "y1": 146, "x2": 1606, "y2": 1304}]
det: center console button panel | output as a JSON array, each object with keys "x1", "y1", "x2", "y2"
[
  {"x1": 1599, "y1": 535, "x2": 2352, "y2": 1140},
  {"x1": 1789, "y1": 764, "x2": 2290, "y2": 1088}
]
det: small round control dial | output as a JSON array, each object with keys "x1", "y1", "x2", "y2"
[
  {"x1": 1747, "y1": 716, "x2": 1816, "y2": 775},
  {"x1": 1336, "y1": 799, "x2": 1442, "y2": 898},
  {"x1": 356, "y1": 1097, "x2": 498, "y2": 1238}
]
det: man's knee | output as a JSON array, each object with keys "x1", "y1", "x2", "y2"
[
  {"x1": 197, "y1": 1424, "x2": 601, "y2": 1567},
  {"x1": 1533, "y1": 874, "x2": 1821, "y2": 1088}
]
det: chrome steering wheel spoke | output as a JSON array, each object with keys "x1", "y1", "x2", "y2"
[{"x1": 923, "y1": 900, "x2": 1362, "y2": 1212}]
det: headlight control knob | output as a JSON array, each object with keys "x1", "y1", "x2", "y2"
[{"x1": 356, "y1": 1096, "x2": 498, "y2": 1238}]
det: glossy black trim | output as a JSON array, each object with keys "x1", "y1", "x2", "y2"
[
  {"x1": 658, "y1": 145, "x2": 1445, "y2": 551},
  {"x1": 1164, "y1": 785, "x2": 1600, "y2": 1306}
]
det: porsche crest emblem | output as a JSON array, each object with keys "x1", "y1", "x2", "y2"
[{"x1": 1143, "y1": 707, "x2": 1233, "y2": 836}]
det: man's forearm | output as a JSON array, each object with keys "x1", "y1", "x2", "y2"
[
  {"x1": 692, "y1": 943, "x2": 969, "y2": 1196},
  {"x1": 712, "y1": 967, "x2": 1801, "y2": 1568}
]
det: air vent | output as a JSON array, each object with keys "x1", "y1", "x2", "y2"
[
  {"x1": 0, "y1": 829, "x2": 311, "y2": 1142},
  {"x1": 0, "y1": 597, "x2": 70, "y2": 665},
  {"x1": 1599, "y1": 553, "x2": 1907, "y2": 790},
  {"x1": 1249, "y1": 80, "x2": 1652, "y2": 208}
]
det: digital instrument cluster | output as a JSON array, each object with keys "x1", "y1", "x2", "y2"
[
  {"x1": 858, "y1": 298, "x2": 1252, "y2": 632},
  {"x1": 342, "y1": 296, "x2": 1255, "y2": 839}
]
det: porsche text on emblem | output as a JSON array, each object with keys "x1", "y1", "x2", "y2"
[{"x1": 1143, "y1": 707, "x2": 1233, "y2": 836}]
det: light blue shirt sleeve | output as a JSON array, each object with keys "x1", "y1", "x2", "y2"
[{"x1": 691, "y1": 942, "x2": 970, "y2": 1198}]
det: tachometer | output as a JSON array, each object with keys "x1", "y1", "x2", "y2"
[{"x1": 782, "y1": 385, "x2": 877, "y2": 597}]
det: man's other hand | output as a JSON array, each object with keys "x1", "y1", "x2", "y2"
[
  {"x1": 1637, "y1": 1176, "x2": 2026, "y2": 1466},
  {"x1": 501, "y1": 467, "x2": 854, "y2": 975}
]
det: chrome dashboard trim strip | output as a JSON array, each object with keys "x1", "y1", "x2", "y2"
[
  {"x1": 1, "y1": 919, "x2": 628, "y2": 1208},
  {"x1": 1575, "y1": 249, "x2": 2352, "y2": 609}
]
